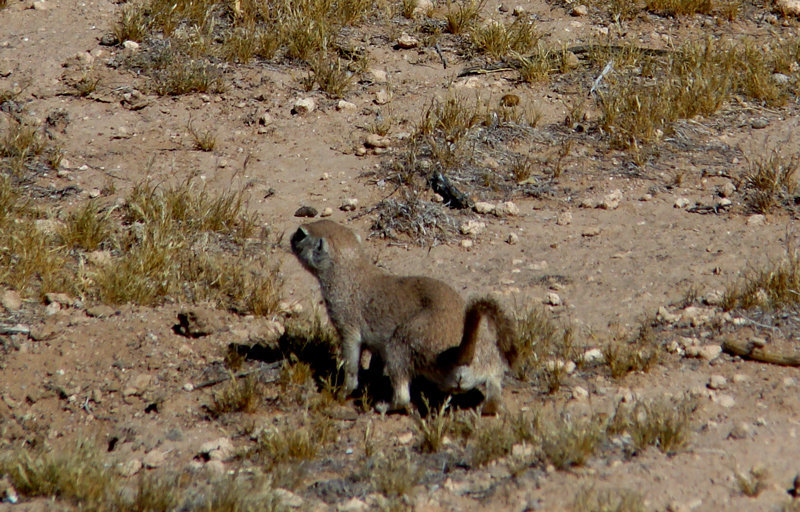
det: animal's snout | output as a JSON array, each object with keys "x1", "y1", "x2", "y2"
[{"x1": 290, "y1": 226, "x2": 308, "y2": 252}]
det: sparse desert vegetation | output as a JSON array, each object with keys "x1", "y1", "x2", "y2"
[{"x1": 3, "y1": 0, "x2": 800, "y2": 509}]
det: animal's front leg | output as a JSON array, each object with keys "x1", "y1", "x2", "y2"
[{"x1": 341, "y1": 329, "x2": 362, "y2": 396}]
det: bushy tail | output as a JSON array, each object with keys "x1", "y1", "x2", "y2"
[{"x1": 456, "y1": 297, "x2": 518, "y2": 367}]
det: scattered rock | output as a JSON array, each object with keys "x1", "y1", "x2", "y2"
[
  {"x1": 474, "y1": 201, "x2": 495, "y2": 214},
  {"x1": 460, "y1": 239, "x2": 474, "y2": 249},
  {"x1": 275, "y1": 489, "x2": 305, "y2": 508},
  {"x1": 45, "y1": 292, "x2": 74, "y2": 307},
  {"x1": 291, "y1": 97, "x2": 316, "y2": 115},
  {"x1": 259, "y1": 112, "x2": 273, "y2": 126},
  {"x1": 123, "y1": 373, "x2": 153, "y2": 397},
  {"x1": 572, "y1": 386, "x2": 589, "y2": 400},
  {"x1": 142, "y1": 449, "x2": 166, "y2": 468},
  {"x1": 556, "y1": 211, "x2": 572, "y2": 225},
  {"x1": 374, "y1": 89, "x2": 391, "y2": 105},
  {"x1": 122, "y1": 40, "x2": 140, "y2": 50},
  {"x1": 45, "y1": 302, "x2": 61, "y2": 316},
  {"x1": 364, "y1": 134, "x2": 391, "y2": 148},
  {"x1": 494, "y1": 201, "x2": 519, "y2": 216},
  {"x1": 600, "y1": 189, "x2": 622, "y2": 210},
  {"x1": 365, "y1": 68, "x2": 388, "y2": 84},
  {"x1": 31, "y1": 0, "x2": 47, "y2": 10},
  {"x1": 397, "y1": 432, "x2": 414, "y2": 444},
  {"x1": 563, "y1": 51, "x2": 580, "y2": 69},
  {"x1": 320, "y1": 207, "x2": 333, "y2": 217},
  {"x1": 747, "y1": 214, "x2": 766, "y2": 226},
  {"x1": 199, "y1": 437, "x2": 235, "y2": 462},
  {"x1": 338, "y1": 498, "x2": 369, "y2": 512},
  {"x1": 728, "y1": 421, "x2": 752, "y2": 440},
  {"x1": 657, "y1": 306, "x2": 680, "y2": 323},
  {"x1": 459, "y1": 220, "x2": 486, "y2": 237},
  {"x1": 714, "y1": 394, "x2": 736, "y2": 408},
  {"x1": 750, "y1": 336, "x2": 767, "y2": 348},
  {"x1": 506, "y1": 233, "x2": 519, "y2": 245},
  {"x1": 205, "y1": 459, "x2": 226, "y2": 474},
  {"x1": 355, "y1": 146, "x2": 367, "y2": 156},
  {"x1": 751, "y1": 118, "x2": 769, "y2": 129},
  {"x1": 582, "y1": 348, "x2": 604, "y2": 364},
  {"x1": 674, "y1": 197, "x2": 691, "y2": 209},
  {"x1": 396, "y1": 33, "x2": 419, "y2": 49},
  {"x1": 544, "y1": 292, "x2": 562, "y2": 306},
  {"x1": 511, "y1": 443, "x2": 534, "y2": 458},
  {"x1": 294, "y1": 206, "x2": 318, "y2": 218},
  {"x1": 718, "y1": 181, "x2": 736, "y2": 197},
  {"x1": 86, "y1": 305, "x2": 117, "y2": 318},
  {"x1": 337, "y1": 100, "x2": 357, "y2": 111},
  {"x1": 707, "y1": 375, "x2": 727, "y2": 390},
  {"x1": 1, "y1": 290, "x2": 22, "y2": 312},
  {"x1": 118, "y1": 458, "x2": 142, "y2": 477},
  {"x1": 581, "y1": 226, "x2": 601, "y2": 237},
  {"x1": 571, "y1": 4, "x2": 588, "y2": 15},
  {"x1": 413, "y1": 0, "x2": 433, "y2": 15},
  {"x1": 512, "y1": 5, "x2": 526, "y2": 16},
  {"x1": 340, "y1": 198, "x2": 358, "y2": 211}
]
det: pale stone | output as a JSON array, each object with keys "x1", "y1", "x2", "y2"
[
  {"x1": 320, "y1": 207, "x2": 333, "y2": 217},
  {"x1": 556, "y1": 211, "x2": 572, "y2": 225},
  {"x1": 364, "y1": 134, "x2": 391, "y2": 148},
  {"x1": 374, "y1": 89, "x2": 391, "y2": 105},
  {"x1": 600, "y1": 189, "x2": 622, "y2": 210},
  {"x1": 337, "y1": 100, "x2": 357, "y2": 111},
  {"x1": 506, "y1": 233, "x2": 519, "y2": 245},
  {"x1": 292, "y1": 97, "x2": 316, "y2": 115},
  {"x1": 571, "y1": 4, "x2": 588, "y2": 16},
  {"x1": 674, "y1": 197, "x2": 691, "y2": 208},
  {"x1": 494, "y1": 201, "x2": 519, "y2": 216},
  {"x1": 122, "y1": 40, "x2": 140, "y2": 50},
  {"x1": 459, "y1": 220, "x2": 486, "y2": 236},
  {"x1": 142, "y1": 449, "x2": 166, "y2": 468},
  {"x1": 474, "y1": 201, "x2": 495, "y2": 214},
  {"x1": 396, "y1": 33, "x2": 419, "y2": 49},
  {"x1": 460, "y1": 239, "x2": 474, "y2": 249},
  {"x1": 340, "y1": 198, "x2": 358, "y2": 211},
  {"x1": 118, "y1": 458, "x2": 142, "y2": 477},
  {"x1": 397, "y1": 432, "x2": 414, "y2": 444},
  {"x1": 582, "y1": 348, "x2": 604, "y2": 364},
  {"x1": 1, "y1": 290, "x2": 22, "y2": 312},
  {"x1": 544, "y1": 292, "x2": 562, "y2": 306},
  {"x1": 747, "y1": 214, "x2": 766, "y2": 226},
  {"x1": 707, "y1": 375, "x2": 727, "y2": 390}
]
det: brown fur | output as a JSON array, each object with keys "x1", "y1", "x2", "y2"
[{"x1": 290, "y1": 220, "x2": 516, "y2": 413}]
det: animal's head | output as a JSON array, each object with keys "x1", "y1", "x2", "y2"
[
  {"x1": 440, "y1": 365, "x2": 479, "y2": 393},
  {"x1": 290, "y1": 220, "x2": 363, "y2": 276}
]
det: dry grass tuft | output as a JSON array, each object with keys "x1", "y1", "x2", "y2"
[
  {"x1": 599, "y1": 38, "x2": 792, "y2": 155},
  {"x1": 735, "y1": 465, "x2": 769, "y2": 497},
  {"x1": 187, "y1": 121, "x2": 217, "y2": 152},
  {"x1": 513, "y1": 305, "x2": 576, "y2": 392},
  {"x1": 738, "y1": 149, "x2": 799, "y2": 214},
  {"x1": 415, "y1": 398, "x2": 455, "y2": 453},
  {"x1": 58, "y1": 200, "x2": 114, "y2": 251},
  {"x1": 540, "y1": 413, "x2": 606, "y2": 469},
  {"x1": 471, "y1": 18, "x2": 540, "y2": 60},
  {"x1": 571, "y1": 486, "x2": 646, "y2": 512},
  {"x1": 250, "y1": 417, "x2": 335, "y2": 467},
  {"x1": 207, "y1": 374, "x2": 264, "y2": 417},
  {"x1": 645, "y1": 0, "x2": 712, "y2": 16},
  {"x1": 722, "y1": 244, "x2": 800, "y2": 312},
  {"x1": 0, "y1": 439, "x2": 116, "y2": 507},
  {"x1": 602, "y1": 323, "x2": 658, "y2": 379},
  {"x1": 445, "y1": 0, "x2": 484, "y2": 34},
  {"x1": 610, "y1": 394, "x2": 696, "y2": 455},
  {"x1": 371, "y1": 450, "x2": 423, "y2": 497}
]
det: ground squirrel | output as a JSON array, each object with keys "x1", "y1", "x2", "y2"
[{"x1": 290, "y1": 220, "x2": 517, "y2": 413}]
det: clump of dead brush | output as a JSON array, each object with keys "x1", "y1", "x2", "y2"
[
  {"x1": 609, "y1": 394, "x2": 696, "y2": 455},
  {"x1": 738, "y1": 149, "x2": 799, "y2": 214},
  {"x1": 571, "y1": 486, "x2": 646, "y2": 512},
  {"x1": 721, "y1": 243, "x2": 800, "y2": 311},
  {"x1": 207, "y1": 374, "x2": 264, "y2": 417},
  {"x1": 735, "y1": 465, "x2": 769, "y2": 497},
  {"x1": 513, "y1": 305, "x2": 577, "y2": 392}
]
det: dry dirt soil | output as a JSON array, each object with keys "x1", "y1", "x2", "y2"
[{"x1": 2, "y1": 0, "x2": 800, "y2": 510}]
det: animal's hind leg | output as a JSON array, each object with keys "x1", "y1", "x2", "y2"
[{"x1": 480, "y1": 378, "x2": 503, "y2": 416}]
